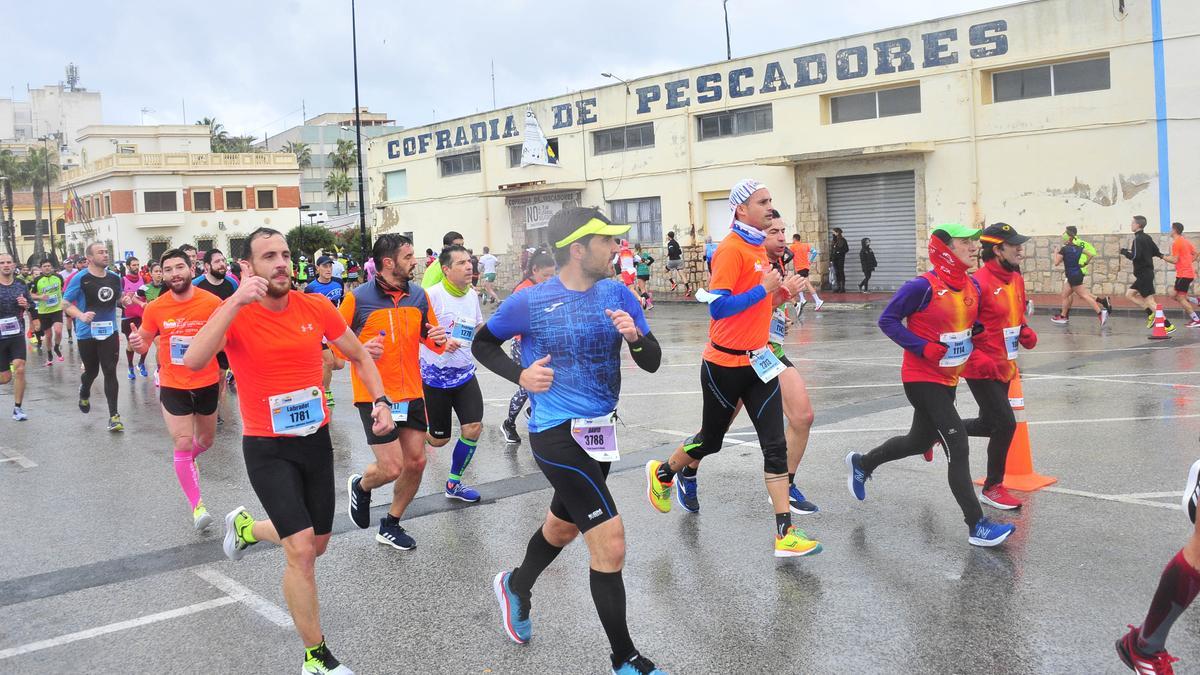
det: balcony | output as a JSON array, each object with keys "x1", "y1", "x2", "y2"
[{"x1": 63, "y1": 152, "x2": 299, "y2": 183}]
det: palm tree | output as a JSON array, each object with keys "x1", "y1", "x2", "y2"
[
  {"x1": 324, "y1": 170, "x2": 352, "y2": 215},
  {"x1": 0, "y1": 149, "x2": 19, "y2": 257},
  {"x1": 329, "y1": 139, "x2": 356, "y2": 173},
  {"x1": 196, "y1": 117, "x2": 229, "y2": 152},
  {"x1": 283, "y1": 141, "x2": 312, "y2": 170},
  {"x1": 21, "y1": 147, "x2": 59, "y2": 257}
]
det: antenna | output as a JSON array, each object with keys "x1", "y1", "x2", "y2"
[
  {"x1": 65, "y1": 63, "x2": 79, "y2": 91},
  {"x1": 491, "y1": 60, "x2": 497, "y2": 109}
]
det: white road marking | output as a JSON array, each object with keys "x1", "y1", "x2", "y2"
[
  {"x1": 194, "y1": 568, "x2": 293, "y2": 628},
  {"x1": 1116, "y1": 491, "x2": 1184, "y2": 499},
  {"x1": 1023, "y1": 373, "x2": 1200, "y2": 389},
  {"x1": 0, "y1": 448, "x2": 36, "y2": 468},
  {"x1": 1041, "y1": 486, "x2": 1180, "y2": 511}
]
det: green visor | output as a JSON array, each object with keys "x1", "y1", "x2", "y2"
[
  {"x1": 931, "y1": 223, "x2": 982, "y2": 240},
  {"x1": 554, "y1": 217, "x2": 632, "y2": 249}
]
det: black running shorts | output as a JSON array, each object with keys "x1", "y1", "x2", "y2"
[
  {"x1": 1176, "y1": 277, "x2": 1194, "y2": 295},
  {"x1": 160, "y1": 383, "x2": 220, "y2": 416},
  {"x1": 355, "y1": 397, "x2": 427, "y2": 444},
  {"x1": 0, "y1": 336, "x2": 26, "y2": 370},
  {"x1": 242, "y1": 425, "x2": 335, "y2": 539},
  {"x1": 1131, "y1": 272, "x2": 1156, "y2": 298},
  {"x1": 120, "y1": 316, "x2": 142, "y2": 336},
  {"x1": 1066, "y1": 271, "x2": 1084, "y2": 288},
  {"x1": 38, "y1": 310, "x2": 63, "y2": 325},
  {"x1": 533, "y1": 421, "x2": 618, "y2": 534},
  {"x1": 423, "y1": 377, "x2": 484, "y2": 440}
]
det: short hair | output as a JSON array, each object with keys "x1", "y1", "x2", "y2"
[
  {"x1": 667, "y1": 231, "x2": 675, "y2": 239},
  {"x1": 160, "y1": 248, "x2": 190, "y2": 269},
  {"x1": 372, "y1": 233, "x2": 413, "y2": 271},
  {"x1": 439, "y1": 244, "x2": 469, "y2": 269},
  {"x1": 1134, "y1": 215, "x2": 1148, "y2": 229},
  {"x1": 85, "y1": 241, "x2": 105, "y2": 256},
  {"x1": 1065, "y1": 225, "x2": 1078, "y2": 238},
  {"x1": 0, "y1": 253, "x2": 12, "y2": 263},
  {"x1": 203, "y1": 248, "x2": 225, "y2": 265},
  {"x1": 483, "y1": 246, "x2": 490, "y2": 254},
  {"x1": 553, "y1": 235, "x2": 593, "y2": 267},
  {"x1": 126, "y1": 256, "x2": 139, "y2": 264},
  {"x1": 1173, "y1": 222, "x2": 1184, "y2": 234},
  {"x1": 442, "y1": 231, "x2": 463, "y2": 247},
  {"x1": 179, "y1": 243, "x2": 197, "y2": 253},
  {"x1": 792, "y1": 234, "x2": 802, "y2": 241},
  {"x1": 39, "y1": 259, "x2": 53, "y2": 267},
  {"x1": 148, "y1": 262, "x2": 161, "y2": 271},
  {"x1": 529, "y1": 252, "x2": 555, "y2": 270},
  {"x1": 244, "y1": 227, "x2": 283, "y2": 260},
  {"x1": 425, "y1": 248, "x2": 434, "y2": 256},
  {"x1": 769, "y1": 209, "x2": 782, "y2": 219}
]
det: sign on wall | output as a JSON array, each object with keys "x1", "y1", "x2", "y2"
[{"x1": 506, "y1": 191, "x2": 580, "y2": 232}]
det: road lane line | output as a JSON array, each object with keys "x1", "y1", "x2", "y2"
[{"x1": 194, "y1": 568, "x2": 294, "y2": 628}]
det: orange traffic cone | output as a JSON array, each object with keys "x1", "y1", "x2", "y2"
[
  {"x1": 974, "y1": 371, "x2": 1057, "y2": 492},
  {"x1": 1149, "y1": 304, "x2": 1171, "y2": 340}
]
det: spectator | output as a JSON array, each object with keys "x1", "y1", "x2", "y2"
[
  {"x1": 830, "y1": 227, "x2": 849, "y2": 293},
  {"x1": 858, "y1": 237, "x2": 877, "y2": 292}
]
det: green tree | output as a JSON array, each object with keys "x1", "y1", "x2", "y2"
[
  {"x1": 334, "y1": 227, "x2": 371, "y2": 263},
  {"x1": 329, "y1": 138, "x2": 356, "y2": 173},
  {"x1": 21, "y1": 146, "x2": 59, "y2": 257},
  {"x1": 323, "y1": 170, "x2": 352, "y2": 215},
  {"x1": 0, "y1": 149, "x2": 20, "y2": 257},
  {"x1": 196, "y1": 117, "x2": 229, "y2": 152},
  {"x1": 285, "y1": 225, "x2": 335, "y2": 261},
  {"x1": 283, "y1": 141, "x2": 312, "y2": 169}
]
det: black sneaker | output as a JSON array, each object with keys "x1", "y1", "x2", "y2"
[
  {"x1": 78, "y1": 398, "x2": 90, "y2": 414},
  {"x1": 376, "y1": 518, "x2": 415, "y2": 550},
  {"x1": 501, "y1": 418, "x2": 521, "y2": 444},
  {"x1": 347, "y1": 474, "x2": 371, "y2": 529}
]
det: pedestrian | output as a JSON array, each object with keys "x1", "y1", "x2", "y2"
[
  {"x1": 478, "y1": 246, "x2": 500, "y2": 304},
  {"x1": 858, "y1": 237, "x2": 877, "y2": 292},
  {"x1": 830, "y1": 227, "x2": 849, "y2": 293}
]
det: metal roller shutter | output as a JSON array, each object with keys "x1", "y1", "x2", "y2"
[{"x1": 825, "y1": 171, "x2": 916, "y2": 291}]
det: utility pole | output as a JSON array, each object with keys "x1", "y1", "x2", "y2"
[
  {"x1": 723, "y1": 0, "x2": 732, "y2": 60},
  {"x1": 351, "y1": 0, "x2": 370, "y2": 264},
  {"x1": 491, "y1": 60, "x2": 497, "y2": 109}
]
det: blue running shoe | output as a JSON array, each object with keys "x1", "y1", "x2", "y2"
[
  {"x1": 127, "y1": 367, "x2": 136, "y2": 380},
  {"x1": 138, "y1": 363, "x2": 148, "y2": 378},
  {"x1": 612, "y1": 653, "x2": 667, "y2": 674},
  {"x1": 375, "y1": 518, "x2": 415, "y2": 550},
  {"x1": 845, "y1": 452, "x2": 868, "y2": 501},
  {"x1": 968, "y1": 517, "x2": 1015, "y2": 547},
  {"x1": 493, "y1": 571, "x2": 531, "y2": 644},
  {"x1": 675, "y1": 473, "x2": 699, "y2": 513},
  {"x1": 445, "y1": 482, "x2": 481, "y2": 503},
  {"x1": 347, "y1": 474, "x2": 371, "y2": 529},
  {"x1": 788, "y1": 485, "x2": 818, "y2": 514}
]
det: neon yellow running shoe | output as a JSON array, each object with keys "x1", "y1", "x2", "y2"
[
  {"x1": 193, "y1": 503, "x2": 213, "y2": 531},
  {"x1": 222, "y1": 506, "x2": 258, "y2": 561},
  {"x1": 645, "y1": 460, "x2": 673, "y2": 513},
  {"x1": 302, "y1": 641, "x2": 353, "y2": 674},
  {"x1": 774, "y1": 525, "x2": 823, "y2": 558}
]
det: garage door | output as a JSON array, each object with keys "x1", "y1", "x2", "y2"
[
  {"x1": 825, "y1": 171, "x2": 916, "y2": 291},
  {"x1": 705, "y1": 198, "x2": 732, "y2": 242}
]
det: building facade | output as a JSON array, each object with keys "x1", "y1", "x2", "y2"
[
  {"x1": 0, "y1": 83, "x2": 103, "y2": 170},
  {"x1": 367, "y1": 0, "x2": 1198, "y2": 293},
  {"x1": 61, "y1": 125, "x2": 300, "y2": 263}
]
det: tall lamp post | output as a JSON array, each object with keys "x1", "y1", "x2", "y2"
[
  {"x1": 723, "y1": 0, "x2": 732, "y2": 60},
  {"x1": 0, "y1": 176, "x2": 10, "y2": 257},
  {"x1": 40, "y1": 135, "x2": 56, "y2": 261},
  {"x1": 350, "y1": 0, "x2": 369, "y2": 265}
]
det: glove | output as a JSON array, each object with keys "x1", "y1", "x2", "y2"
[
  {"x1": 967, "y1": 351, "x2": 1003, "y2": 380},
  {"x1": 1119, "y1": 248, "x2": 1131, "y2": 257},
  {"x1": 1018, "y1": 324, "x2": 1037, "y2": 350},
  {"x1": 922, "y1": 341, "x2": 948, "y2": 363}
]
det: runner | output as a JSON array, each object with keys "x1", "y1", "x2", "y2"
[
  {"x1": 473, "y1": 206, "x2": 667, "y2": 674},
  {"x1": 120, "y1": 256, "x2": 149, "y2": 379},
  {"x1": 469, "y1": 249, "x2": 481, "y2": 290},
  {"x1": 478, "y1": 246, "x2": 501, "y2": 305},
  {"x1": 1162, "y1": 222, "x2": 1200, "y2": 328},
  {"x1": 1121, "y1": 215, "x2": 1176, "y2": 333},
  {"x1": 845, "y1": 224, "x2": 1016, "y2": 547},
  {"x1": 305, "y1": 255, "x2": 346, "y2": 407},
  {"x1": 185, "y1": 227, "x2": 393, "y2": 675},
  {"x1": 421, "y1": 230, "x2": 464, "y2": 288},
  {"x1": 1051, "y1": 226, "x2": 1108, "y2": 326},
  {"x1": 646, "y1": 179, "x2": 817, "y2": 558},
  {"x1": 0, "y1": 253, "x2": 32, "y2": 420},
  {"x1": 179, "y1": 244, "x2": 200, "y2": 278},
  {"x1": 633, "y1": 244, "x2": 654, "y2": 309},
  {"x1": 128, "y1": 249, "x2": 222, "y2": 531},
  {"x1": 64, "y1": 242, "x2": 124, "y2": 432},
  {"x1": 499, "y1": 252, "x2": 556, "y2": 445},
  {"x1": 664, "y1": 231, "x2": 690, "y2": 294},
  {"x1": 614, "y1": 239, "x2": 638, "y2": 292},
  {"x1": 64, "y1": 256, "x2": 86, "y2": 342},
  {"x1": 342, "y1": 233, "x2": 447, "y2": 554},
  {"x1": 193, "y1": 249, "x2": 240, "y2": 419},
  {"x1": 31, "y1": 258, "x2": 65, "y2": 366},
  {"x1": 139, "y1": 262, "x2": 165, "y2": 302},
  {"x1": 788, "y1": 233, "x2": 823, "y2": 316},
  {"x1": 420, "y1": 245, "x2": 485, "y2": 502}
]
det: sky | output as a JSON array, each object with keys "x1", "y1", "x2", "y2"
[{"x1": 7, "y1": 0, "x2": 1009, "y2": 139}]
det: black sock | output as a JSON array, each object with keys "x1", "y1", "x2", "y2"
[
  {"x1": 138, "y1": 353, "x2": 146, "y2": 366},
  {"x1": 1146, "y1": 307, "x2": 1154, "y2": 317},
  {"x1": 590, "y1": 569, "x2": 635, "y2": 665},
  {"x1": 788, "y1": 472, "x2": 795, "y2": 485},
  {"x1": 509, "y1": 527, "x2": 563, "y2": 598},
  {"x1": 383, "y1": 513, "x2": 399, "y2": 526},
  {"x1": 775, "y1": 512, "x2": 792, "y2": 537},
  {"x1": 54, "y1": 345, "x2": 62, "y2": 357},
  {"x1": 656, "y1": 462, "x2": 676, "y2": 483},
  {"x1": 126, "y1": 350, "x2": 134, "y2": 367},
  {"x1": 680, "y1": 465, "x2": 697, "y2": 478}
]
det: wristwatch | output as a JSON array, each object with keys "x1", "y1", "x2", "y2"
[{"x1": 374, "y1": 395, "x2": 392, "y2": 408}]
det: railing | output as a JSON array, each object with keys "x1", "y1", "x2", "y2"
[{"x1": 63, "y1": 152, "x2": 298, "y2": 182}]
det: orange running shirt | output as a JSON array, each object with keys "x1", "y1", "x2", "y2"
[
  {"x1": 223, "y1": 291, "x2": 348, "y2": 437},
  {"x1": 703, "y1": 234, "x2": 771, "y2": 367},
  {"x1": 1173, "y1": 237, "x2": 1196, "y2": 279},
  {"x1": 141, "y1": 290, "x2": 222, "y2": 390},
  {"x1": 789, "y1": 243, "x2": 810, "y2": 271},
  {"x1": 337, "y1": 280, "x2": 442, "y2": 404}
]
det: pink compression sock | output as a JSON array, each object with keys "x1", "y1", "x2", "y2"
[
  {"x1": 192, "y1": 439, "x2": 209, "y2": 460},
  {"x1": 173, "y1": 450, "x2": 202, "y2": 509}
]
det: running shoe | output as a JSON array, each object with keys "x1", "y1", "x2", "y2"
[
  {"x1": 78, "y1": 397, "x2": 90, "y2": 414},
  {"x1": 56, "y1": 354, "x2": 64, "y2": 362},
  {"x1": 968, "y1": 517, "x2": 1015, "y2": 547},
  {"x1": 376, "y1": 519, "x2": 416, "y2": 550},
  {"x1": 612, "y1": 653, "x2": 666, "y2": 675},
  {"x1": 325, "y1": 389, "x2": 335, "y2": 408},
  {"x1": 302, "y1": 641, "x2": 354, "y2": 674},
  {"x1": 1100, "y1": 309, "x2": 1109, "y2": 327},
  {"x1": 645, "y1": 460, "x2": 673, "y2": 513},
  {"x1": 675, "y1": 472, "x2": 699, "y2": 513},
  {"x1": 1099, "y1": 296, "x2": 1113, "y2": 312},
  {"x1": 138, "y1": 363, "x2": 148, "y2": 378},
  {"x1": 1051, "y1": 314, "x2": 1069, "y2": 325},
  {"x1": 774, "y1": 525, "x2": 823, "y2": 558},
  {"x1": 12, "y1": 406, "x2": 27, "y2": 421},
  {"x1": 107, "y1": 414, "x2": 124, "y2": 432},
  {"x1": 813, "y1": 298, "x2": 824, "y2": 312},
  {"x1": 1182, "y1": 458, "x2": 1200, "y2": 524},
  {"x1": 1188, "y1": 320, "x2": 1200, "y2": 329},
  {"x1": 787, "y1": 485, "x2": 818, "y2": 514},
  {"x1": 44, "y1": 357, "x2": 52, "y2": 367},
  {"x1": 1147, "y1": 313, "x2": 1156, "y2": 329},
  {"x1": 845, "y1": 452, "x2": 868, "y2": 501},
  {"x1": 193, "y1": 503, "x2": 213, "y2": 531},
  {"x1": 795, "y1": 300, "x2": 806, "y2": 320},
  {"x1": 980, "y1": 484, "x2": 1022, "y2": 510},
  {"x1": 347, "y1": 474, "x2": 372, "y2": 529},
  {"x1": 127, "y1": 367, "x2": 136, "y2": 380},
  {"x1": 1116, "y1": 625, "x2": 1177, "y2": 675},
  {"x1": 222, "y1": 506, "x2": 256, "y2": 561},
  {"x1": 501, "y1": 418, "x2": 521, "y2": 444},
  {"x1": 492, "y1": 570, "x2": 532, "y2": 644},
  {"x1": 1166, "y1": 322, "x2": 1178, "y2": 334},
  {"x1": 445, "y1": 482, "x2": 481, "y2": 503}
]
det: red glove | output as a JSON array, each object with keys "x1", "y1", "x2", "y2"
[
  {"x1": 922, "y1": 341, "x2": 948, "y2": 363},
  {"x1": 967, "y1": 349, "x2": 1002, "y2": 380},
  {"x1": 1018, "y1": 324, "x2": 1037, "y2": 350}
]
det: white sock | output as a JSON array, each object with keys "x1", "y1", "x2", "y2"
[
  {"x1": 798, "y1": 292, "x2": 807, "y2": 303},
  {"x1": 1191, "y1": 312, "x2": 1199, "y2": 322},
  {"x1": 812, "y1": 292, "x2": 822, "y2": 302}
]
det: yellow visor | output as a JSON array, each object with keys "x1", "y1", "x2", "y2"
[{"x1": 554, "y1": 218, "x2": 631, "y2": 249}]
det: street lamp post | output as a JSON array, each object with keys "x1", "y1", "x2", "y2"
[
  {"x1": 0, "y1": 176, "x2": 10, "y2": 257},
  {"x1": 41, "y1": 136, "x2": 55, "y2": 260},
  {"x1": 723, "y1": 0, "x2": 732, "y2": 60},
  {"x1": 350, "y1": 0, "x2": 369, "y2": 265}
]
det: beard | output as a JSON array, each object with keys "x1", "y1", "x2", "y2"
[
  {"x1": 210, "y1": 269, "x2": 227, "y2": 280},
  {"x1": 266, "y1": 277, "x2": 291, "y2": 298},
  {"x1": 169, "y1": 278, "x2": 191, "y2": 295}
]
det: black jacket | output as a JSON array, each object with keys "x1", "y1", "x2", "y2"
[
  {"x1": 831, "y1": 236, "x2": 849, "y2": 262},
  {"x1": 666, "y1": 239, "x2": 682, "y2": 260},
  {"x1": 1123, "y1": 230, "x2": 1161, "y2": 275},
  {"x1": 860, "y1": 246, "x2": 877, "y2": 272}
]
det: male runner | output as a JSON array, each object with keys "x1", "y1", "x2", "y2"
[
  {"x1": 421, "y1": 230, "x2": 464, "y2": 288},
  {"x1": 32, "y1": 259, "x2": 65, "y2": 365},
  {"x1": 344, "y1": 233, "x2": 448, "y2": 551},
  {"x1": 120, "y1": 256, "x2": 149, "y2": 379},
  {"x1": 129, "y1": 249, "x2": 222, "y2": 531},
  {"x1": 474, "y1": 206, "x2": 666, "y2": 675},
  {"x1": 1121, "y1": 215, "x2": 1175, "y2": 332},
  {"x1": 185, "y1": 227, "x2": 393, "y2": 675},
  {"x1": 1051, "y1": 226, "x2": 1108, "y2": 326},
  {"x1": 193, "y1": 249, "x2": 240, "y2": 416},
  {"x1": 1162, "y1": 222, "x2": 1200, "y2": 328},
  {"x1": 499, "y1": 252, "x2": 556, "y2": 445},
  {"x1": 64, "y1": 242, "x2": 124, "y2": 432},
  {"x1": 478, "y1": 246, "x2": 500, "y2": 304},
  {"x1": 664, "y1": 231, "x2": 689, "y2": 294},
  {"x1": 305, "y1": 256, "x2": 346, "y2": 407},
  {"x1": 179, "y1": 244, "x2": 200, "y2": 278},
  {"x1": 0, "y1": 253, "x2": 32, "y2": 420},
  {"x1": 420, "y1": 245, "x2": 485, "y2": 502},
  {"x1": 646, "y1": 179, "x2": 816, "y2": 558},
  {"x1": 788, "y1": 233, "x2": 823, "y2": 315}
]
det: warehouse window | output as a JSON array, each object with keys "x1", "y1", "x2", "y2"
[
  {"x1": 509, "y1": 138, "x2": 561, "y2": 166},
  {"x1": 830, "y1": 84, "x2": 921, "y2": 124},
  {"x1": 697, "y1": 104, "x2": 772, "y2": 141},
  {"x1": 144, "y1": 191, "x2": 178, "y2": 213},
  {"x1": 609, "y1": 197, "x2": 662, "y2": 245},
  {"x1": 993, "y1": 56, "x2": 1110, "y2": 102},
  {"x1": 439, "y1": 151, "x2": 481, "y2": 177},
  {"x1": 593, "y1": 123, "x2": 654, "y2": 155},
  {"x1": 384, "y1": 169, "x2": 408, "y2": 200}
]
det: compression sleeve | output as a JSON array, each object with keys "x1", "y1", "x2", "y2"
[
  {"x1": 708, "y1": 286, "x2": 767, "y2": 320},
  {"x1": 877, "y1": 276, "x2": 933, "y2": 356},
  {"x1": 627, "y1": 331, "x2": 661, "y2": 373},
  {"x1": 472, "y1": 323, "x2": 522, "y2": 385}
]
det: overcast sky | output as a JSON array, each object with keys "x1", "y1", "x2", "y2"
[{"x1": 10, "y1": 0, "x2": 1007, "y2": 139}]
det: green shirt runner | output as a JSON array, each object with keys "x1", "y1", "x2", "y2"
[{"x1": 34, "y1": 273, "x2": 64, "y2": 315}]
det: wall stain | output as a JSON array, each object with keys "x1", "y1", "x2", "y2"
[{"x1": 1045, "y1": 173, "x2": 1151, "y2": 206}]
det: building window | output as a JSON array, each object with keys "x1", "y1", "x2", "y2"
[
  {"x1": 439, "y1": 151, "x2": 481, "y2": 177},
  {"x1": 149, "y1": 240, "x2": 169, "y2": 261},
  {"x1": 224, "y1": 189, "x2": 244, "y2": 210},
  {"x1": 196, "y1": 238, "x2": 214, "y2": 252},
  {"x1": 830, "y1": 84, "x2": 921, "y2": 123},
  {"x1": 256, "y1": 188, "x2": 276, "y2": 209},
  {"x1": 384, "y1": 169, "x2": 408, "y2": 200},
  {"x1": 103, "y1": 194, "x2": 111, "y2": 216},
  {"x1": 19, "y1": 219, "x2": 46, "y2": 237},
  {"x1": 144, "y1": 191, "x2": 178, "y2": 213},
  {"x1": 116, "y1": 144, "x2": 136, "y2": 154},
  {"x1": 509, "y1": 138, "x2": 561, "y2": 167},
  {"x1": 228, "y1": 236, "x2": 248, "y2": 259},
  {"x1": 85, "y1": 200, "x2": 93, "y2": 220},
  {"x1": 609, "y1": 197, "x2": 662, "y2": 245},
  {"x1": 593, "y1": 123, "x2": 654, "y2": 155},
  {"x1": 697, "y1": 104, "x2": 772, "y2": 141},
  {"x1": 192, "y1": 190, "x2": 213, "y2": 212},
  {"x1": 993, "y1": 56, "x2": 1110, "y2": 102}
]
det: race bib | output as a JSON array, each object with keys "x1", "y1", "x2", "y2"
[
  {"x1": 169, "y1": 335, "x2": 192, "y2": 366},
  {"x1": 769, "y1": 309, "x2": 787, "y2": 345},
  {"x1": 1002, "y1": 325, "x2": 1021, "y2": 361},
  {"x1": 570, "y1": 413, "x2": 619, "y2": 462},
  {"x1": 450, "y1": 321, "x2": 475, "y2": 344},
  {"x1": 91, "y1": 320, "x2": 115, "y2": 340},
  {"x1": 44, "y1": 295, "x2": 59, "y2": 307},
  {"x1": 268, "y1": 386, "x2": 325, "y2": 436},
  {"x1": 938, "y1": 328, "x2": 973, "y2": 367},
  {"x1": 390, "y1": 400, "x2": 409, "y2": 422},
  {"x1": 0, "y1": 316, "x2": 20, "y2": 336},
  {"x1": 749, "y1": 346, "x2": 786, "y2": 383}
]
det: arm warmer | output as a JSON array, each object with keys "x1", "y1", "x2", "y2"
[
  {"x1": 471, "y1": 324, "x2": 523, "y2": 385},
  {"x1": 877, "y1": 278, "x2": 933, "y2": 356},
  {"x1": 627, "y1": 331, "x2": 662, "y2": 373},
  {"x1": 708, "y1": 285, "x2": 767, "y2": 320}
]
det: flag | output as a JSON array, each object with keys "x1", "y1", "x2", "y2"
[
  {"x1": 520, "y1": 108, "x2": 558, "y2": 167},
  {"x1": 72, "y1": 188, "x2": 86, "y2": 222}
]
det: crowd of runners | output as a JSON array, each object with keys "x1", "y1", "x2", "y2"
[{"x1": 2, "y1": 177, "x2": 1199, "y2": 674}]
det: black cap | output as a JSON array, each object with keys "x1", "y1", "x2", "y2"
[
  {"x1": 980, "y1": 222, "x2": 1030, "y2": 246},
  {"x1": 547, "y1": 207, "x2": 630, "y2": 249}
]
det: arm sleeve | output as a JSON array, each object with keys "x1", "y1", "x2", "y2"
[
  {"x1": 472, "y1": 323, "x2": 522, "y2": 385},
  {"x1": 1148, "y1": 236, "x2": 1163, "y2": 259},
  {"x1": 627, "y1": 331, "x2": 661, "y2": 372},
  {"x1": 708, "y1": 286, "x2": 767, "y2": 320},
  {"x1": 877, "y1": 277, "x2": 933, "y2": 356}
]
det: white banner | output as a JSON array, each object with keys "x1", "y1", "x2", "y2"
[{"x1": 520, "y1": 108, "x2": 558, "y2": 167}]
